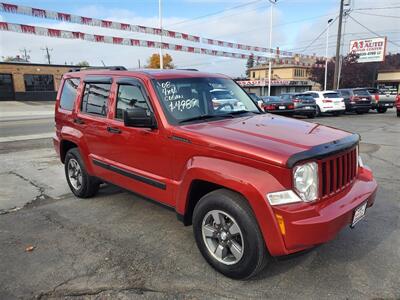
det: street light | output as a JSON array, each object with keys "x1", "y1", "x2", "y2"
[
  {"x1": 267, "y1": 0, "x2": 278, "y2": 96},
  {"x1": 159, "y1": 0, "x2": 163, "y2": 69},
  {"x1": 324, "y1": 18, "x2": 333, "y2": 90}
]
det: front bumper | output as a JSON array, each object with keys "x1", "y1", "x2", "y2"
[{"x1": 271, "y1": 167, "x2": 377, "y2": 255}]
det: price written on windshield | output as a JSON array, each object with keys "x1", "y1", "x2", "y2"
[{"x1": 160, "y1": 81, "x2": 200, "y2": 112}]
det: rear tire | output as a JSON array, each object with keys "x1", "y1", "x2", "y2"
[
  {"x1": 397, "y1": 110, "x2": 400, "y2": 117},
  {"x1": 307, "y1": 113, "x2": 316, "y2": 119},
  {"x1": 316, "y1": 106, "x2": 322, "y2": 117},
  {"x1": 65, "y1": 148, "x2": 100, "y2": 198},
  {"x1": 356, "y1": 110, "x2": 364, "y2": 114},
  {"x1": 192, "y1": 189, "x2": 269, "y2": 279}
]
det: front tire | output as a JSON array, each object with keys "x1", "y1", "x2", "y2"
[
  {"x1": 65, "y1": 148, "x2": 100, "y2": 198},
  {"x1": 193, "y1": 189, "x2": 269, "y2": 279}
]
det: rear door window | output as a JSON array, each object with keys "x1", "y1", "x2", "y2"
[
  {"x1": 60, "y1": 78, "x2": 80, "y2": 111},
  {"x1": 354, "y1": 89, "x2": 369, "y2": 96},
  {"x1": 81, "y1": 83, "x2": 111, "y2": 117}
]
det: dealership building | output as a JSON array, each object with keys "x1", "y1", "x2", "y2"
[
  {"x1": 376, "y1": 69, "x2": 400, "y2": 95},
  {"x1": 240, "y1": 59, "x2": 321, "y2": 96},
  {"x1": 0, "y1": 62, "x2": 77, "y2": 101}
]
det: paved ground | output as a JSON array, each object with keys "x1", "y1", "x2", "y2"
[{"x1": 0, "y1": 104, "x2": 399, "y2": 299}]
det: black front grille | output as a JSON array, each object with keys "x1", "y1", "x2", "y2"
[{"x1": 319, "y1": 147, "x2": 357, "y2": 197}]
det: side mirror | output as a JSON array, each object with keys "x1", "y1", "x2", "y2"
[{"x1": 123, "y1": 108, "x2": 157, "y2": 129}]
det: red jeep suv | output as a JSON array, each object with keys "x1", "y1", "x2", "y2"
[{"x1": 54, "y1": 68, "x2": 377, "y2": 279}]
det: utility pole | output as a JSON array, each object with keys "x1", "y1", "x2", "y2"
[
  {"x1": 159, "y1": 0, "x2": 164, "y2": 69},
  {"x1": 324, "y1": 19, "x2": 333, "y2": 90},
  {"x1": 41, "y1": 46, "x2": 53, "y2": 64},
  {"x1": 19, "y1": 48, "x2": 31, "y2": 62},
  {"x1": 333, "y1": 0, "x2": 344, "y2": 89},
  {"x1": 267, "y1": 0, "x2": 278, "y2": 96}
]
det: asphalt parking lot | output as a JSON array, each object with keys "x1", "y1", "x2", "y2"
[{"x1": 0, "y1": 107, "x2": 399, "y2": 299}]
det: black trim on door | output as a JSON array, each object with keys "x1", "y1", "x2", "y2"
[
  {"x1": 286, "y1": 134, "x2": 359, "y2": 168},
  {"x1": 92, "y1": 159, "x2": 166, "y2": 190}
]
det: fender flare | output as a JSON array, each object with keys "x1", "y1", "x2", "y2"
[
  {"x1": 60, "y1": 126, "x2": 93, "y2": 174},
  {"x1": 176, "y1": 156, "x2": 288, "y2": 255}
]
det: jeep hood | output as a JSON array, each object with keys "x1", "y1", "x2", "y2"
[{"x1": 177, "y1": 114, "x2": 354, "y2": 167}]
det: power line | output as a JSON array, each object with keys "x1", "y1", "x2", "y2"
[
  {"x1": 352, "y1": 11, "x2": 400, "y2": 19},
  {"x1": 299, "y1": 16, "x2": 339, "y2": 53},
  {"x1": 209, "y1": 12, "x2": 336, "y2": 40},
  {"x1": 353, "y1": 5, "x2": 400, "y2": 11},
  {"x1": 348, "y1": 15, "x2": 400, "y2": 47},
  {"x1": 167, "y1": 0, "x2": 263, "y2": 27}
]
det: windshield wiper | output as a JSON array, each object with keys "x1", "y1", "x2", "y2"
[
  {"x1": 222, "y1": 110, "x2": 260, "y2": 116},
  {"x1": 178, "y1": 114, "x2": 223, "y2": 124}
]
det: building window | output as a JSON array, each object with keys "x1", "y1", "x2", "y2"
[
  {"x1": 24, "y1": 74, "x2": 55, "y2": 91},
  {"x1": 252, "y1": 71, "x2": 255, "y2": 78},
  {"x1": 60, "y1": 78, "x2": 80, "y2": 111},
  {"x1": 81, "y1": 83, "x2": 111, "y2": 117}
]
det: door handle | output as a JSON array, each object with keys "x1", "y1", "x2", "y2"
[
  {"x1": 107, "y1": 127, "x2": 122, "y2": 134},
  {"x1": 73, "y1": 118, "x2": 85, "y2": 124}
]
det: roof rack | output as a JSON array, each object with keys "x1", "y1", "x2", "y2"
[
  {"x1": 68, "y1": 66, "x2": 127, "y2": 72},
  {"x1": 176, "y1": 68, "x2": 199, "y2": 71}
]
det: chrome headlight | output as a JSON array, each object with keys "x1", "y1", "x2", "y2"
[{"x1": 293, "y1": 162, "x2": 319, "y2": 202}]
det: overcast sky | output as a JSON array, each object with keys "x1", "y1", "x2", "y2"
[{"x1": 0, "y1": 0, "x2": 399, "y2": 77}]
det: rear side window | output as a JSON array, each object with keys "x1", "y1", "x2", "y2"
[
  {"x1": 323, "y1": 92, "x2": 340, "y2": 98},
  {"x1": 354, "y1": 89, "x2": 369, "y2": 96},
  {"x1": 60, "y1": 78, "x2": 80, "y2": 111},
  {"x1": 115, "y1": 85, "x2": 150, "y2": 120},
  {"x1": 81, "y1": 83, "x2": 111, "y2": 117}
]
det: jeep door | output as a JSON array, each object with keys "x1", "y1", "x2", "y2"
[
  {"x1": 100, "y1": 77, "x2": 173, "y2": 206},
  {"x1": 74, "y1": 76, "x2": 112, "y2": 167}
]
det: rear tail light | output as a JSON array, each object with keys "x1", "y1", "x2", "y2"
[
  {"x1": 350, "y1": 96, "x2": 358, "y2": 104},
  {"x1": 322, "y1": 99, "x2": 333, "y2": 103},
  {"x1": 288, "y1": 104, "x2": 294, "y2": 109},
  {"x1": 375, "y1": 94, "x2": 379, "y2": 101},
  {"x1": 293, "y1": 99, "x2": 301, "y2": 103},
  {"x1": 264, "y1": 104, "x2": 276, "y2": 110}
]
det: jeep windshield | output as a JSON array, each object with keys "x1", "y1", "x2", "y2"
[{"x1": 154, "y1": 77, "x2": 260, "y2": 124}]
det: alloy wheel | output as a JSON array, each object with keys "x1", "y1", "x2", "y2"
[
  {"x1": 201, "y1": 210, "x2": 244, "y2": 265},
  {"x1": 67, "y1": 158, "x2": 82, "y2": 190}
]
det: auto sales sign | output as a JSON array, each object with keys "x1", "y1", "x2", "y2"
[{"x1": 349, "y1": 37, "x2": 387, "y2": 63}]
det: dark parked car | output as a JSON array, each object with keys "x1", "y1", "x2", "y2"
[
  {"x1": 336, "y1": 88, "x2": 372, "y2": 114},
  {"x1": 280, "y1": 93, "x2": 317, "y2": 118},
  {"x1": 247, "y1": 92, "x2": 263, "y2": 109},
  {"x1": 260, "y1": 96, "x2": 294, "y2": 115},
  {"x1": 365, "y1": 87, "x2": 395, "y2": 113}
]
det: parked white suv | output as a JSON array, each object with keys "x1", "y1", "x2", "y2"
[{"x1": 303, "y1": 91, "x2": 345, "y2": 116}]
